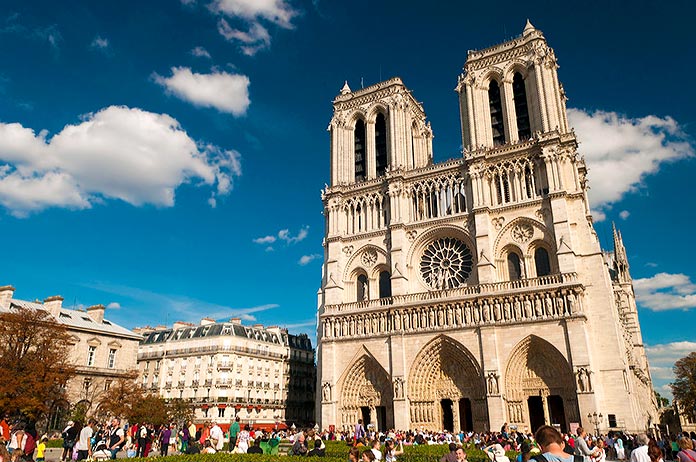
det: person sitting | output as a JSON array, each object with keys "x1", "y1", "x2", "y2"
[
  {"x1": 247, "y1": 439, "x2": 264, "y2": 454},
  {"x1": 201, "y1": 440, "x2": 216, "y2": 454},
  {"x1": 292, "y1": 433, "x2": 308, "y2": 456},
  {"x1": 308, "y1": 439, "x2": 326, "y2": 457}
]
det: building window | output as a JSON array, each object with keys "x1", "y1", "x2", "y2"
[
  {"x1": 108, "y1": 349, "x2": 117, "y2": 368},
  {"x1": 535, "y1": 247, "x2": 551, "y2": 277},
  {"x1": 375, "y1": 113, "x2": 388, "y2": 177},
  {"x1": 357, "y1": 274, "x2": 369, "y2": 302},
  {"x1": 513, "y1": 72, "x2": 531, "y2": 140},
  {"x1": 104, "y1": 380, "x2": 112, "y2": 391},
  {"x1": 507, "y1": 252, "x2": 522, "y2": 281},
  {"x1": 378, "y1": 271, "x2": 392, "y2": 299},
  {"x1": 354, "y1": 119, "x2": 366, "y2": 182},
  {"x1": 87, "y1": 346, "x2": 96, "y2": 366},
  {"x1": 217, "y1": 407, "x2": 225, "y2": 418},
  {"x1": 488, "y1": 80, "x2": 506, "y2": 146}
]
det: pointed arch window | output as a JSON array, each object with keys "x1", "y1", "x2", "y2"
[
  {"x1": 535, "y1": 247, "x2": 551, "y2": 277},
  {"x1": 354, "y1": 119, "x2": 366, "y2": 182},
  {"x1": 488, "y1": 80, "x2": 506, "y2": 146},
  {"x1": 378, "y1": 271, "x2": 392, "y2": 299},
  {"x1": 357, "y1": 274, "x2": 369, "y2": 302},
  {"x1": 513, "y1": 73, "x2": 531, "y2": 140},
  {"x1": 507, "y1": 252, "x2": 522, "y2": 281},
  {"x1": 375, "y1": 113, "x2": 388, "y2": 177}
]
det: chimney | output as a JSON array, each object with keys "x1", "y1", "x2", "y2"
[
  {"x1": 173, "y1": 321, "x2": 193, "y2": 330},
  {"x1": 200, "y1": 317, "x2": 215, "y2": 326},
  {"x1": 253, "y1": 323, "x2": 264, "y2": 330},
  {"x1": 86, "y1": 304, "x2": 105, "y2": 324},
  {"x1": 43, "y1": 295, "x2": 64, "y2": 318},
  {"x1": 0, "y1": 285, "x2": 15, "y2": 310},
  {"x1": 230, "y1": 317, "x2": 242, "y2": 325}
]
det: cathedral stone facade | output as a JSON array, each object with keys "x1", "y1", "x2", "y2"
[{"x1": 316, "y1": 22, "x2": 658, "y2": 435}]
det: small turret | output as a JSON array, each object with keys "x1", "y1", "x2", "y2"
[{"x1": 613, "y1": 222, "x2": 631, "y2": 283}]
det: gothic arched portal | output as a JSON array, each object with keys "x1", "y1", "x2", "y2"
[
  {"x1": 504, "y1": 335, "x2": 579, "y2": 433},
  {"x1": 338, "y1": 352, "x2": 393, "y2": 431},
  {"x1": 408, "y1": 335, "x2": 487, "y2": 432}
]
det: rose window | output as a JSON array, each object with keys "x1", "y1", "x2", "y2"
[{"x1": 420, "y1": 237, "x2": 473, "y2": 290}]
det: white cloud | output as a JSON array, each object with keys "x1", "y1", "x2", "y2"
[
  {"x1": 634, "y1": 272, "x2": 696, "y2": 311},
  {"x1": 154, "y1": 67, "x2": 250, "y2": 116},
  {"x1": 190, "y1": 46, "x2": 211, "y2": 59},
  {"x1": 253, "y1": 226, "x2": 309, "y2": 248},
  {"x1": 568, "y1": 109, "x2": 694, "y2": 221},
  {"x1": 90, "y1": 36, "x2": 109, "y2": 50},
  {"x1": 645, "y1": 341, "x2": 696, "y2": 400},
  {"x1": 106, "y1": 302, "x2": 121, "y2": 310},
  {"x1": 619, "y1": 210, "x2": 630, "y2": 220},
  {"x1": 253, "y1": 235, "x2": 276, "y2": 244},
  {"x1": 211, "y1": 0, "x2": 298, "y2": 55},
  {"x1": 0, "y1": 105, "x2": 241, "y2": 216},
  {"x1": 298, "y1": 254, "x2": 321, "y2": 265}
]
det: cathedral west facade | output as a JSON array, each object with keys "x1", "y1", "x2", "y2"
[{"x1": 316, "y1": 22, "x2": 658, "y2": 434}]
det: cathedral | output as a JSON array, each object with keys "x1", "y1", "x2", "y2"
[{"x1": 316, "y1": 21, "x2": 658, "y2": 434}]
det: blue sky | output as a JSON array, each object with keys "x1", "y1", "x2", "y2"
[{"x1": 1, "y1": 0, "x2": 694, "y2": 399}]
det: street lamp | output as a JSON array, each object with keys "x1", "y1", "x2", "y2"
[{"x1": 587, "y1": 412, "x2": 603, "y2": 436}]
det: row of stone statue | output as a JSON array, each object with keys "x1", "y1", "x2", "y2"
[{"x1": 322, "y1": 289, "x2": 583, "y2": 338}]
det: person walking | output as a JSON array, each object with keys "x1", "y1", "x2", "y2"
[{"x1": 75, "y1": 419, "x2": 96, "y2": 461}]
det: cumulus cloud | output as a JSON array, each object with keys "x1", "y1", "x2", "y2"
[
  {"x1": 90, "y1": 36, "x2": 109, "y2": 50},
  {"x1": 210, "y1": 0, "x2": 298, "y2": 55},
  {"x1": 298, "y1": 254, "x2": 321, "y2": 266},
  {"x1": 106, "y1": 302, "x2": 121, "y2": 310},
  {"x1": 154, "y1": 67, "x2": 250, "y2": 116},
  {"x1": 645, "y1": 341, "x2": 696, "y2": 399},
  {"x1": 633, "y1": 272, "x2": 696, "y2": 311},
  {"x1": 190, "y1": 46, "x2": 211, "y2": 59},
  {"x1": 568, "y1": 109, "x2": 694, "y2": 221},
  {"x1": 0, "y1": 105, "x2": 241, "y2": 216},
  {"x1": 253, "y1": 226, "x2": 308, "y2": 248}
]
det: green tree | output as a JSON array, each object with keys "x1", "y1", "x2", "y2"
[
  {"x1": 654, "y1": 390, "x2": 670, "y2": 408},
  {"x1": 167, "y1": 398, "x2": 194, "y2": 425},
  {"x1": 672, "y1": 351, "x2": 696, "y2": 421},
  {"x1": 0, "y1": 306, "x2": 75, "y2": 423}
]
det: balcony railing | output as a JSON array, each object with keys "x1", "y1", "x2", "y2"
[{"x1": 324, "y1": 272, "x2": 579, "y2": 314}]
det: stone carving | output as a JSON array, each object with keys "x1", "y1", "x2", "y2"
[
  {"x1": 576, "y1": 367, "x2": 592, "y2": 393},
  {"x1": 361, "y1": 249, "x2": 378, "y2": 267},
  {"x1": 342, "y1": 245, "x2": 354, "y2": 256},
  {"x1": 322, "y1": 382, "x2": 332, "y2": 402},
  {"x1": 535, "y1": 207, "x2": 550, "y2": 221},
  {"x1": 406, "y1": 230, "x2": 418, "y2": 242},
  {"x1": 492, "y1": 217, "x2": 505, "y2": 230},
  {"x1": 393, "y1": 377, "x2": 404, "y2": 399},
  {"x1": 420, "y1": 237, "x2": 473, "y2": 290},
  {"x1": 512, "y1": 223, "x2": 534, "y2": 243},
  {"x1": 487, "y1": 372, "x2": 500, "y2": 395}
]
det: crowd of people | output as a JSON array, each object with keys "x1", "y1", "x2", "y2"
[{"x1": 1, "y1": 415, "x2": 695, "y2": 462}]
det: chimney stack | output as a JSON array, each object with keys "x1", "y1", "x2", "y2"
[
  {"x1": 230, "y1": 317, "x2": 242, "y2": 325},
  {"x1": 86, "y1": 304, "x2": 105, "y2": 324},
  {"x1": 173, "y1": 321, "x2": 193, "y2": 330},
  {"x1": 43, "y1": 295, "x2": 64, "y2": 318},
  {"x1": 0, "y1": 285, "x2": 15, "y2": 311},
  {"x1": 200, "y1": 317, "x2": 215, "y2": 326}
]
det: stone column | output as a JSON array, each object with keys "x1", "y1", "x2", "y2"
[{"x1": 542, "y1": 392, "x2": 551, "y2": 425}]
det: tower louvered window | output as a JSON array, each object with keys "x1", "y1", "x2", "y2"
[
  {"x1": 375, "y1": 113, "x2": 388, "y2": 177},
  {"x1": 354, "y1": 119, "x2": 366, "y2": 182},
  {"x1": 513, "y1": 73, "x2": 531, "y2": 140},
  {"x1": 488, "y1": 80, "x2": 506, "y2": 145}
]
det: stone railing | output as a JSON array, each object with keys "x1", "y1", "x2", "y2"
[
  {"x1": 321, "y1": 274, "x2": 584, "y2": 340},
  {"x1": 324, "y1": 273, "x2": 578, "y2": 314}
]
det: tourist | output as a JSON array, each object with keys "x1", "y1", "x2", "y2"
[
  {"x1": 370, "y1": 439, "x2": 382, "y2": 460},
  {"x1": 534, "y1": 425, "x2": 578, "y2": 462},
  {"x1": 209, "y1": 421, "x2": 224, "y2": 452},
  {"x1": 159, "y1": 423, "x2": 171, "y2": 457},
  {"x1": 106, "y1": 418, "x2": 125, "y2": 460},
  {"x1": 630, "y1": 434, "x2": 650, "y2": 462},
  {"x1": 292, "y1": 432, "x2": 308, "y2": 456},
  {"x1": 236, "y1": 424, "x2": 251, "y2": 454},
  {"x1": 676, "y1": 437, "x2": 696, "y2": 462},
  {"x1": 349, "y1": 447, "x2": 361, "y2": 462},
  {"x1": 247, "y1": 439, "x2": 264, "y2": 455},
  {"x1": 615, "y1": 435, "x2": 626, "y2": 461},
  {"x1": 384, "y1": 439, "x2": 403, "y2": 462},
  {"x1": 575, "y1": 427, "x2": 599, "y2": 458},
  {"x1": 75, "y1": 419, "x2": 96, "y2": 461},
  {"x1": 229, "y1": 417, "x2": 241, "y2": 452},
  {"x1": 591, "y1": 440, "x2": 606, "y2": 462},
  {"x1": 35, "y1": 435, "x2": 47, "y2": 462},
  {"x1": 309, "y1": 438, "x2": 326, "y2": 457},
  {"x1": 647, "y1": 439, "x2": 663, "y2": 462},
  {"x1": 456, "y1": 447, "x2": 468, "y2": 462},
  {"x1": 362, "y1": 448, "x2": 376, "y2": 462},
  {"x1": 355, "y1": 420, "x2": 366, "y2": 445},
  {"x1": 442, "y1": 443, "x2": 459, "y2": 462},
  {"x1": 60, "y1": 421, "x2": 78, "y2": 462}
]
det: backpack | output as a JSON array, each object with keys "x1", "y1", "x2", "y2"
[{"x1": 24, "y1": 433, "x2": 36, "y2": 456}]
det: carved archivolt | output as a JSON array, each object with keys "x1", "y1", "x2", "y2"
[
  {"x1": 343, "y1": 244, "x2": 388, "y2": 282},
  {"x1": 494, "y1": 217, "x2": 554, "y2": 259},
  {"x1": 505, "y1": 335, "x2": 574, "y2": 400},
  {"x1": 339, "y1": 352, "x2": 393, "y2": 412}
]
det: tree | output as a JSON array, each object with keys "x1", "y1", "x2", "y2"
[
  {"x1": 0, "y1": 306, "x2": 75, "y2": 423},
  {"x1": 654, "y1": 390, "x2": 670, "y2": 408},
  {"x1": 95, "y1": 374, "x2": 142, "y2": 421},
  {"x1": 672, "y1": 351, "x2": 696, "y2": 421},
  {"x1": 168, "y1": 398, "x2": 195, "y2": 425}
]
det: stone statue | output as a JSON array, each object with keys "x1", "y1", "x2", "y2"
[
  {"x1": 322, "y1": 382, "x2": 331, "y2": 402},
  {"x1": 487, "y1": 373, "x2": 499, "y2": 395}
]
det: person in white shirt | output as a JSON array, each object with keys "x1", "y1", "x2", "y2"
[
  {"x1": 630, "y1": 434, "x2": 651, "y2": 462},
  {"x1": 209, "y1": 422, "x2": 224, "y2": 451},
  {"x1": 76, "y1": 419, "x2": 96, "y2": 461},
  {"x1": 370, "y1": 439, "x2": 382, "y2": 461}
]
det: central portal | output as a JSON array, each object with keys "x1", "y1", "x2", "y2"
[
  {"x1": 528, "y1": 396, "x2": 545, "y2": 432},
  {"x1": 459, "y1": 398, "x2": 473, "y2": 431}
]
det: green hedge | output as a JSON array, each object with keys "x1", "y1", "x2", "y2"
[{"x1": 46, "y1": 439, "x2": 65, "y2": 448}]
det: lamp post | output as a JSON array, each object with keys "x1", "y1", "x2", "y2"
[{"x1": 588, "y1": 412, "x2": 603, "y2": 436}]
